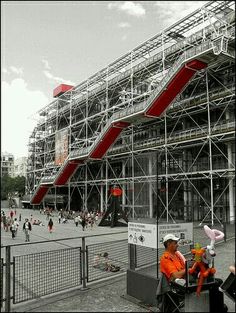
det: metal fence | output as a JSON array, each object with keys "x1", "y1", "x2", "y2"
[
  {"x1": 1, "y1": 223, "x2": 235, "y2": 312},
  {"x1": 13, "y1": 247, "x2": 82, "y2": 303},
  {"x1": 1, "y1": 232, "x2": 130, "y2": 312},
  {"x1": 87, "y1": 239, "x2": 128, "y2": 282},
  {"x1": 1, "y1": 258, "x2": 3, "y2": 308}
]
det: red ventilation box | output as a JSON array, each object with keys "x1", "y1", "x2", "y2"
[{"x1": 53, "y1": 84, "x2": 74, "y2": 98}]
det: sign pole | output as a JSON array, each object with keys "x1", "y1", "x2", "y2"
[{"x1": 156, "y1": 152, "x2": 159, "y2": 280}]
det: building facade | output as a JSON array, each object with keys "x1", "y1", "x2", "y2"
[
  {"x1": 1, "y1": 152, "x2": 14, "y2": 177},
  {"x1": 14, "y1": 157, "x2": 27, "y2": 177},
  {"x1": 26, "y1": 1, "x2": 235, "y2": 225}
]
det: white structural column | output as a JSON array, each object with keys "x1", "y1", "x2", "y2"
[
  {"x1": 68, "y1": 183, "x2": 71, "y2": 211},
  {"x1": 105, "y1": 159, "x2": 108, "y2": 212},
  {"x1": 122, "y1": 160, "x2": 126, "y2": 208},
  {"x1": 227, "y1": 142, "x2": 235, "y2": 223},
  {"x1": 226, "y1": 111, "x2": 235, "y2": 223},
  {"x1": 183, "y1": 150, "x2": 192, "y2": 221},
  {"x1": 206, "y1": 71, "x2": 215, "y2": 226},
  {"x1": 100, "y1": 165, "x2": 104, "y2": 213},
  {"x1": 183, "y1": 120, "x2": 188, "y2": 221},
  {"x1": 149, "y1": 155, "x2": 153, "y2": 218},
  {"x1": 164, "y1": 113, "x2": 170, "y2": 222}
]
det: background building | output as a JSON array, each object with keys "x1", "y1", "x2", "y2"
[
  {"x1": 14, "y1": 157, "x2": 27, "y2": 177},
  {"x1": 26, "y1": 1, "x2": 235, "y2": 225},
  {"x1": 1, "y1": 152, "x2": 14, "y2": 177}
]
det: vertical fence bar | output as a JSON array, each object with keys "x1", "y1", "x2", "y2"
[
  {"x1": 223, "y1": 221, "x2": 227, "y2": 243},
  {"x1": 79, "y1": 247, "x2": 82, "y2": 285},
  {"x1": 81, "y1": 237, "x2": 88, "y2": 290},
  {"x1": 5, "y1": 246, "x2": 11, "y2": 313},
  {"x1": 86, "y1": 245, "x2": 88, "y2": 283},
  {"x1": 0, "y1": 258, "x2": 3, "y2": 309}
]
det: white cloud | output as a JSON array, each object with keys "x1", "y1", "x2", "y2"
[
  {"x1": 42, "y1": 58, "x2": 51, "y2": 70},
  {"x1": 121, "y1": 34, "x2": 128, "y2": 41},
  {"x1": 154, "y1": 1, "x2": 207, "y2": 26},
  {"x1": 1, "y1": 78, "x2": 49, "y2": 158},
  {"x1": 9, "y1": 66, "x2": 24, "y2": 75},
  {"x1": 108, "y1": 2, "x2": 145, "y2": 17},
  {"x1": 118, "y1": 22, "x2": 131, "y2": 28},
  {"x1": 2, "y1": 66, "x2": 24, "y2": 75},
  {"x1": 41, "y1": 58, "x2": 75, "y2": 86},
  {"x1": 43, "y1": 70, "x2": 75, "y2": 86}
]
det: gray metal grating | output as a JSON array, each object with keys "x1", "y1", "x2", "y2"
[
  {"x1": 0, "y1": 258, "x2": 3, "y2": 308},
  {"x1": 13, "y1": 247, "x2": 81, "y2": 304},
  {"x1": 87, "y1": 239, "x2": 128, "y2": 282}
]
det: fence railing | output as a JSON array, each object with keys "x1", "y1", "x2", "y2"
[
  {"x1": 1, "y1": 232, "x2": 128, "y2": 312},
  {"x1": 1, "y1": 223, "x2": 235, "y2": 312}
]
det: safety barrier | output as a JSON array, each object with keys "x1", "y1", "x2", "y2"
[
  {"x1": 1, "y1": 232, "x2": 128, "y2": 312},
  {"x1": 1, "y1": 222, "x2": 235, "y2": 312}
]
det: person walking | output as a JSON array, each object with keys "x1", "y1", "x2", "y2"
[
  {"x1": 10, "y1": 210, "x2": 14, "y2": 220},
  {"x1": 2, "y1": 214, "x2": 7, "y2": 231},
  {"x1": 23, "y1": 218, "x2": 32, "y2": 242},
  {"x1": 74, "y1": 216, "x2": 79, "y2": 227},
  {"x1": 81, "y1": 216, "x2": 86, "y2": 231},
  {"x1": 48, "y1": 218, "x2": 54, "y2": 233},
  {"x1": 58, "y1": 211, "x2": 62, "y2": 224},
  {"x1": 10, "y1": 218, "x2": 19, "y2": 239}
]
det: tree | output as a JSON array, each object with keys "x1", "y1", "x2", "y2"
[{"x1": 1, "y1": 175, "x2": 26, "y2": 200}]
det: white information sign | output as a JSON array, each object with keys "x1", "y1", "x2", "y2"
[
  {"x1": 128, "y1": 222, "x2": 157, "y2": 249},
  {"x1": 128, "y1": 222, "x2": 193, "y2": 249},
  {"x1": 158, "y1": 222, "x2": 193, "y2": 249}
]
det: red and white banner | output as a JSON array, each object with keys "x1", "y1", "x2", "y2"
[{"x1": 55, "y1": 129, "x2": 68, "y2": 165}]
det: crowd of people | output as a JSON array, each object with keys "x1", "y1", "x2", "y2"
[{"x1": 1, "y1": 207, "x2": 103, "y2": 242}]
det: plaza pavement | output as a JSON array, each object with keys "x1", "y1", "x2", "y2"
[{"x1": 1, "y1": 207, "x2": 235, "y2": 312}]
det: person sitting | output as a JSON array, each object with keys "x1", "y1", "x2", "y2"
[
  {"x1": 33, "y1": 219, "x2": 44, "y2": 226},
  {"x1": 160, "y1": 233, "x2": 227, "y2": 313},
  {"x1": 103, "y1": 252, "x2": 120, "y2": 272},
  {"x1": 159, "y1": 234, "x2": 186, "y2": 312},
  {"x1": 93, "y1": 253, "x2": 103, "y2": 268},
  {"x1": 160, "y1": 234, "x2": 186, "y2": 282},
  {"x1": 93, "y1": 252, "x2": 120, "y2": 272},
  {"x1": 62, "y1": 217, "x2": 68, "y2": 224}
]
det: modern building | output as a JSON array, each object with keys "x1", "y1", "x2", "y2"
[
  {"x1": 14, "y1": 157, "x2": 27, "y2": 177},
  {"x1": 26, "y1": 1, "x2": 235, "y2": 225},
  {"x1": 1, "y1": 152, "x2": 14, "y2": 177}
]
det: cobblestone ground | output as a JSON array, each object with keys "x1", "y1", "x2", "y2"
[{"x1": 1, "y1": 207, "x2": 235, "y2": 312}]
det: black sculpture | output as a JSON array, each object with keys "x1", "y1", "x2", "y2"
[{"x1": 98, "y1": 186, "x2": 128, "y2": 227}]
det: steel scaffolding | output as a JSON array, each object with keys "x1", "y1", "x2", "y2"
[{"x1": 26, "y1": 1, "x2": 235, "y2": 226}]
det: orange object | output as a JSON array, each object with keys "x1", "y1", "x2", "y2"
[
  {"x1": 188, "y1": 243, "x2": 216, "y2": 296},
  {"x1": 111, "y1": 187, "x2": 122, "y2": 196},
  {"x1": 160, "y1": 251, "x2": 185, "y2": 281}
]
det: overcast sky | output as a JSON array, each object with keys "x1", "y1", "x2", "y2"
[{"x1": 1, "y1": 1, "x2": 207, "y2": 158}]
